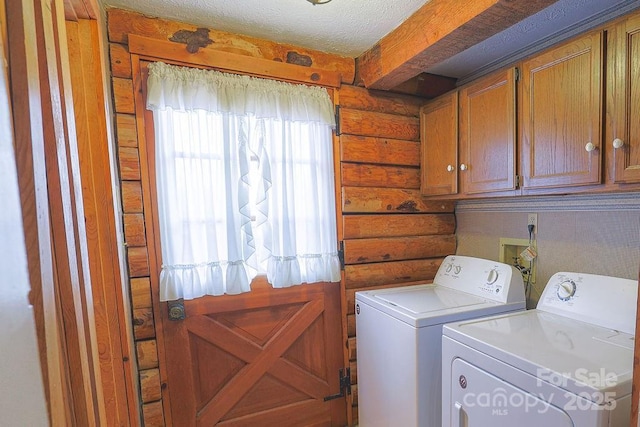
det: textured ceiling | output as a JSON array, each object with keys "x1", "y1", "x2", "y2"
[
  {"x1": 100, "y1": 0, "x2": 430, "y2": 57},
  {"x1": 101, "y1": 0, "x2": 640, "y2": 82}
]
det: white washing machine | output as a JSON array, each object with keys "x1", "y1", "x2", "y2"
[
  {"x1": 355, "y1": 255, "x2": 526, "y2": 427},
  {"x1": 442, "y1": 272, "x2": 638, "y2": 427}
]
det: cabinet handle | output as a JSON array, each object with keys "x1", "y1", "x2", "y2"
[
  {"x1": 447, "y1": 165, "x2": 454, "y2": 172},
  {"x1": 585, "y1": 142, "x2": 597, "y2": 152},
  {"x1": 613, "y1": 138, "x2": 624, "y2": 149},
  {"x1": 460, "y1": 164, "x2": 468, "y2": 171}
]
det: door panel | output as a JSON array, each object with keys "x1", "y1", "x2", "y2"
[
  {"x1": 162, "y1": 281, "x2": 346, "y2": 427},
  {"x1": 521, "y1": 33, "x2": 602, "y2": 189},
  {"x1": 459, "y1": 68, "x2": 516, "y2": 194},
  {"x1": 420, "y1": 91, "x2": 459, "y2": 196},
  {"x1": 608, "y1": 14, "x2": 640, "y2": 183}
]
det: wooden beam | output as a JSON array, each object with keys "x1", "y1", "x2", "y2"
[{"x1": 355, "y1": 0, "x2": 558, "y2": 90}]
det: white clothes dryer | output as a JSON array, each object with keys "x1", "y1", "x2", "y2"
[
  {"x1": 355, "y1": 255, "x2": 526, "y2": 427},
  {"x1": 442, "y1": 272, "x2": 638, "y2": 427}
]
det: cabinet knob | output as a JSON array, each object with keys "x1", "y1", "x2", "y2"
[
  {"x1": 584, "y1": 142, "x2": 597, "y2": 152},
  {"x1": 613, "y1": 138, "x2": 624, "y2": 149},
  {"x1": 460, "y1": 164, "x2": 468, "y2": 171},
  {"x1": 447, "y1": 165, "x2": 454, "y2": 172}
]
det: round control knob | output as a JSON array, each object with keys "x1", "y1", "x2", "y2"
[
  {"x1": 556, "y1": 280, "x2": 577, "y2": 301},
  {"x1": 460, "y1": 164, "x2": 468, "y2": 171},
  {"x1": 486, "y1": 269, "x2": 499, "y2": 284},
  {"x1": 447, "y1": 165, "x2": 454, "y2": 172},
  {"x1": 585, "y1": 142, "x2": 597, "y2": 152},
  {"x1": 613, "y1": 138, "x2": 624, "y2": 149}
]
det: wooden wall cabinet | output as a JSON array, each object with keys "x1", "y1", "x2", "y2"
[
  {"x1": 419, "y1": 91, "x2": 458, "y2": 196},
  {"x1": 606, "y1": 14, "x2": 640, "y2": 184},
  {"x1": 419, "y1": 68, "x2": 517, "y2": 198},
  {"x1": 459, "y1": 68, "x2": 517, "y2": 195},
  {"x1": 520, "y1": 32, "x2": 603, "y2": 190}
]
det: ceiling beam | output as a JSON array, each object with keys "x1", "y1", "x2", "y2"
[{"x1": 355, "y1": 0, "x2": 559, "y2": 90}]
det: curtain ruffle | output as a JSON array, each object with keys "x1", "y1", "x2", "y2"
[
  {"x1": 147, "y1": 62, "x2": 335, "y2": 126},
  {"x1": 267, "y1": 253, "x2": 341, "y2": 289},
  {"x1": 159, "y1": 261, "x2": 251, "y2": 301}
]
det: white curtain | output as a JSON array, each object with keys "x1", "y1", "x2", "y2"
[{"x1": 147, "y1": 62, "x2": 340, "y2": 301}]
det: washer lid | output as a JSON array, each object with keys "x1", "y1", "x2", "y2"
[
  {"x1": 378, "y1": 286, "x2": 487, "y2": 314},
  {"x1": 355, "y1": 284, "x2": 523, "y2": 327},
  {"x1": 443, "y1": 309, "x2": 634, "y2": 400}
]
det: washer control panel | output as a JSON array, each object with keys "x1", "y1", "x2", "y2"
[{"x1": 435, "y1": 255, "x2": 524, "y2": 304}]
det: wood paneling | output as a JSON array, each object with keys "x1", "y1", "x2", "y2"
[
  {"x1": 343, "y1": 214, "x2": 455, "y2": 239},
  {"x1": 341, "y1": 163, "x2": 420, "y2": 189},
  {"x1": 140, "y1": 368, "x2": 162, "y2": 403},
  {"x1": 110, "y1": 42, "x2": 131, "y2": 78},
  {"x1": 339, "y1": 108, "x2": 420, "y2": 141},
  {"x1": 121, "y1": 181, "x2": 144, "y2": 213},
  {"x1": 343, "y1": 235, "x2": 455, "y2": 264},
  {"x1": 133, "y1": 307, "x2": 155, "y2": 340},
  {"x1": 127, "y1": 246, "x2": 150, "y2": 277},
  {"x1": 123, "y1": 213, "x2": 146, "y2": 247},
  {"x1": 118, "y1": 146, "x2": 141, "y2": 180},
  {"x1": 130, "y1": 277, "x2": 152, "y2": 309},
  {"x1": 340, "y1": 134, "x2": 420, "y2": 167},
  {"x1": 338, "y1": 85, "x2": 423, "y2": 116},
  {"x1": 136, "y1": 339, "x2": 159, "y2": 370},
  {"x1": 107, "y1": 9, "x2": 355, "y2": 84},
  {"x1": 142, "y1": 400, "x2": 165, "y2": 426},
  {"x1": 116, "y1": 114, "x2": 138, "y2": 147},
  {"x1": 342, "y1": 187, "x2": 455, "y2": 213},
  {"x1": 112, "y1": 77, "x2": 135, "y2": 113},
  {"x1": 344, "y1": 258, "x2": 443, "y2": 291},
  {"x1": 66, "y1": 18, "x2": 137, "y2": 426}
]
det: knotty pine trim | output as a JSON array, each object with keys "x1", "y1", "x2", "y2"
[{"x1": 128, "y1": 34, "x2": 342, "y2": 88}]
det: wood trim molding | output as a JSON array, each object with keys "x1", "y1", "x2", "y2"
[
  {"x1": 128, "y1": 34, "x2": 342, "y2": 88},
  {"x1": 455, "y1": 192, "x2": 640, "y2": 212}
]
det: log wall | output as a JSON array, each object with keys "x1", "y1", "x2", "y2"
[
  {"x1": 106, "y1": 8, "x2": 455, "y2": 425},
  {"x1": 336, "y1": 85, "x2": 456, "y2": 423}
]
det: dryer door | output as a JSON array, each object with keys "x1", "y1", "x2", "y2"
[{"x1": 449, "y1": 359, "x2": 573, "y2": 426}]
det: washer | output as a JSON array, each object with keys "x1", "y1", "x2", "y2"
[
  {"x1": 355, "y1": 255, "x2": 526, "y2": 427},
  {"x1": 442, "y1": 272, "x2": 638, "y2": 427}
]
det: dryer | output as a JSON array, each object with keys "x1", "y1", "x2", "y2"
[
  {"x1": 355, "y1": 255, "x2": 526, "y2": 427},
  {"x1": 442, "y1": 272, "x2": 638, "y2": 427}
]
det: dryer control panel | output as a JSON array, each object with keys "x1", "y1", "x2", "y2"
[{"x1": 537, "y1": 272, "x2": 638, "y2": 335}]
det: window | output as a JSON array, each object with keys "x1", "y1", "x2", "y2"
[{"x1": 146, "y1": 62, "x2": 340, "y2": 301}]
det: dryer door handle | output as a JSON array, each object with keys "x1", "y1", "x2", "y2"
[{"x1": 453, "y1": 401, "x2": 467, "y2": 427}]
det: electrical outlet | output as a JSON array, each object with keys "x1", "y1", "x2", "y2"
[{"x1": 527, "y1": 213, "x2": 537, "y2": 234}]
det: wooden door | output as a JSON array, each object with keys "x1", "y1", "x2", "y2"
[
  {"x1": 520, "y1": 32, "x2": 603, "y2": 189},
  {"x1": 420, "y1": 91, "x2": 458, "y2": 196},
  {"x1": 459, "y1": 68, "x2": 517, "y2": 194},
  {"x1": 161, "y1": 281, "x2": 346, "y2": 427},
  {"x1": 606, "y1": 14, "x2": 640, "y2": 183}
]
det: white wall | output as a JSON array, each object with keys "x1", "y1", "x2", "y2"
[{"x1": 455, "y1": 194, "x2": 640, "y2": 307}]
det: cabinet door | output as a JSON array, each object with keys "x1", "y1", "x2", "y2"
[
  {"x1": 607, "y1": 14, "x2": 640, "y2": 183},
  {"x1": 521, "y1": 33, "x2": 603, "y2": 189},
  {"x1": 420, "y1": 92, "x2": 458, "y2": 196},
  {"x1": 459, "y1": 68, "x2": 517, "y2": 194}
]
